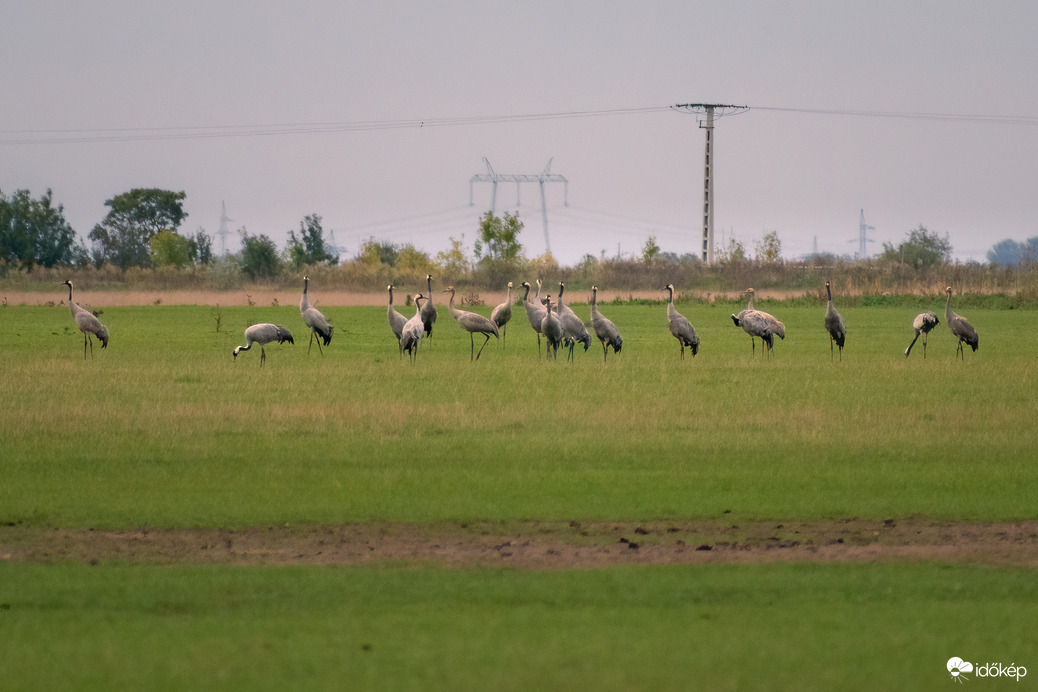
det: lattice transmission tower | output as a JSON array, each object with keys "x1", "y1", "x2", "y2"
[
  {"x1": 215, "y1": 201, "x2": 234, "y2": 256},
  {"x1": 855, "y1": 209, "x2": 876, "y2": 259},
  {"x1": 469, "y1": 157, "x2": 568, "y2": 254}
]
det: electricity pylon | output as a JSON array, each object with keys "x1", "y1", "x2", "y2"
[
  {"x1": 216, "y1": 201, "x2": 234, "y2": 256},
  {"x1": 469, "y1": 157, "x2": 568, "y2": 254}
]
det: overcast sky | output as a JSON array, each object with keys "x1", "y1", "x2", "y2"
[{"x1": 3, "y1": 1, "x2": 1036, "y2": 266}]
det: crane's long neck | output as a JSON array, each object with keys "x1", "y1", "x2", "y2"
[
  {"x1": 557, "y1": 284, "x2": 565, "y2": 310},
  {"x1": 826, "y1": 283, "x2": 833, "y2": 303},
  {"x1": 666, "y1": 288, "x2": 677, "y2": 318},
  {"x1": 945, "y1": 290, "x2": 954, "y2": 322},
  {"x1": 301, "y1": 279, "x2": 310, "y2": 311},
  {"x1": 426, "y1": 276, "x2": 433, "y2": 301},
  {"x1": 590, "y1": 288, "x2": 598, "y2": 315},
  {"x1": 448, "y1": 288, "x2": 460, "y2": 317},
  {"x1": 388, "y1": 286, "x2": 395, "y2": 306}
]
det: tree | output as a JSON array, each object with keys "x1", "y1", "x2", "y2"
[
  {"x1": 239, "y1": 229, "x2": 281, "y2": 279},
  {"x1": 716, "y1": 238, "x2": 747, "y2": 263},
  {"x1": 357, "y1": 237, "x2": 398, "y2": 267},
  {"x1": 149, "y1": 230, "x2": 194, "y2": 268},
  {"x1": 89, "y1": 188, "x2": 187, "y2": 268},
  {"x1": 473, "y1": 211, "x2": 524, "y2": 263},
  {"x1": 187, "y1": 228, "x2": 214, "y2": 265},
  {"x1": 396, "y1": 244, "x2": 434, "y2": 275},
  {"x1": 880, "y1": 224, "x2": 952, "y2": 268},
  {"x1": 287, "y1": 213, "x2": 338, "y2": 268},
  {"x1": 754, "y1": 231, "x2": 782, "y2": 264},
  {"x1": 641, "y1": 235, "x2": 661, "y2": 265},
  {"x1": 0, "y1": 188, "x2": 81, "y2": 269},
  {"x1": 987, "y1": 237, "x2": 1038, "y2": 266},
  {"x1": 435, "y1": 235, "x2": 471, "y2": 279}
]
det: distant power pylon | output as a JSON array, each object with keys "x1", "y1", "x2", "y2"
[
  {"x1": 673, "y1": 103, "x2": 749, "y2": 264},
  {"x1": 855, "y1": 209, "x2": 876, "y2": 258},
  {"x1": 469, "y1": 157, "x2": 568, "y2": 254},
  {"x1": 216, "y1": 201, "x2": 234, "y2": 256}
]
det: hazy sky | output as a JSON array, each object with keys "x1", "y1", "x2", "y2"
[{"x1": 3, "y1": 1, "x2": 1037, "y2": 265}]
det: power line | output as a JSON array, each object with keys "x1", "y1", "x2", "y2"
[
  {"x1": 5, "y1": 103, "x2": 1035, "y2": 146},
  {"x1": 0, "y1": 106, "x2": 671, "y2": 146}
]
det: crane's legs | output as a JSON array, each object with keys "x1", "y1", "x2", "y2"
[
  {"x1": 308, "y1": 329, "x2": 324, "y2": 356},
  {"x1": 475, "y1": 333, "x2": 493, "y2": 360},
  {"x1": 83, "y1": 333, "x2": 90, "y2": 359},
  {"x1": 602, "y1": 341, "x2": 608, "y2": 363},
  {"x1": 260, "y1": 347, "x2": 266, "y2": 367}
]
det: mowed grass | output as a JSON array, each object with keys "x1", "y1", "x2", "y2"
[
  {"x1": 1, "y1": 297, "x2": 1036, "y2": 526},
  {"x1": 2, "y1": 561, "x2": 1036, "y2": 691}
]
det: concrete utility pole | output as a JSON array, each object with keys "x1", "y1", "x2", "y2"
[
  {"x1": 469, "y1": 157, "x2": 568, "y2": 254},
  {"x1": 673, "y1": 103, "x2": 749, "y2": 264}
]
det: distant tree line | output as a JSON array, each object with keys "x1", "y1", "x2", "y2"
[{"x1": 3, "y1": 186, "x2": 1037, "y2": 290}]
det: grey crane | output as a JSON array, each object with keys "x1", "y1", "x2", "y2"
[
  {"x1": 731, "y1": 308, "x2": 774, "y2": 355},
  {"x1": 300, "y1": 275, "x2": 333, "y2": 355},
  {"x1": 490, "y1": 281, "x2": 514, "y2": 346},
  {"x1": 62, "y1": 280, "x2": 109, "y2": 358},
  {"x1": 387, "y1": 285, "x2": 408, "y2": 355},
  {"x1": 420, "y1": 274, "x2": 438, "y2": 344},
  {"x1": 945, "y1": 286, "x2": 979, "y2": 360},
  {"x1": 744, "y1": 288, "x2": 786, "y2": 341},
  {"x1": 590, "y1": 285, "x2": 622, "y2": 362},
  {"x1": 521, "y1": 281, "x2": 548, "y2": 355},
  {"x1": 664, "y1": 284, "x2": 699, "y2": 359},
  {"x1": 233, "y1": 323, "x2": 294, "y2": 366},
  {"x1": 556, "y1": 282, "x2": 590, "y2": 361},
  {"x1": 540, "y1": 295, "x2": 563, "y2": 360},
  {"x1": 445, "y1": 285, "x2": 499, "y2": 360},
  {"x1": 904, "y1": 311, "x2": 939, "y2": 359},
  {"x1": 824, "y1": 281, "x2": 846, "y2": 361},
  {"x1": 400, "y1": 293, "x2": 425, "y2": 364}
]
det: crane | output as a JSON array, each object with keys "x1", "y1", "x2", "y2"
[
  {"x1": 444, "y1": 286, "x2": 499, "y2": 361},
  {"x1": 62, "y1": 280, "x2": 109, "y2": 358},
  {"x1": 590, "y1": 286, "x2": 622, "y2": 362},
  {"x1": 233, "y1": 323, "x2": 294, "y2": 366},
  {"x1": 664, "y1": 284, "x2": 699, "y2": 359},
  {"x1": 904, "y1": 311, "x2": 939, "y2": 359},
  {"x1": 824, "y1": 281, "x2": 846, "y2": 361},
  {"x1": 945, "y1": 286, "x2": 979, "y2": 360},
  {"x1": 300, "y1": 276, "x2": 333, "y2": 355}
]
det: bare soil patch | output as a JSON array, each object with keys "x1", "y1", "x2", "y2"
[{"x1": 3, "y1": 519, "x2": 1037, "y2": 570}]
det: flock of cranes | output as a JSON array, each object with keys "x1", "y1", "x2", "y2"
[{"x1": 59, "y1": 277, "x2": 982, "y2": 366}]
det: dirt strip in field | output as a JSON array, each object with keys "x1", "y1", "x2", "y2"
[{"x1": 3, "y1": 519, "x2": 1037, "y2": 570}]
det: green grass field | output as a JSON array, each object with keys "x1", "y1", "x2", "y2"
[{"x1": 2, "y1": 297, "x2": 1036, "y2": 689}]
